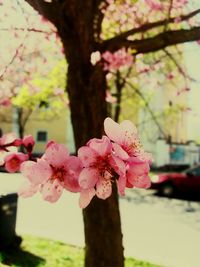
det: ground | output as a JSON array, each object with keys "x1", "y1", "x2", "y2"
[{"x1": 1, "y1": 172, "x2": 200, "y2": 267}]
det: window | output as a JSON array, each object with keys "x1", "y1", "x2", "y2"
[{"x1": 37, "y1": 131, "x2": 47, "y2": 142}]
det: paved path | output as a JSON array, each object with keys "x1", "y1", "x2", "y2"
[{"x1": 1, "y1": 172, "x2": 200, "y2": 267}]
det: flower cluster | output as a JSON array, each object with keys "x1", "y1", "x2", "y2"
[
  {"x1": 0, "y1": 118, "x2": 152, "y2": 208},
  {"x1": 102, "y1": 48, "x2": 133, "y2": 71}
]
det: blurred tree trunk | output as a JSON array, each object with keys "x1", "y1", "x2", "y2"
[{"x1": 62, "y1": 35, "x2": 124, "y2": 266}]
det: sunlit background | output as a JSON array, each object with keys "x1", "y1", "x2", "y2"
[{"x1": 1, "y1": 1, "x2": 200, "y2": 267}]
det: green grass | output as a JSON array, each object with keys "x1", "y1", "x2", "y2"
[{"x1": 0, "y1": 235, "x2": 160, "y2": 267}]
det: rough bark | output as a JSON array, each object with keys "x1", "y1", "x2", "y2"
[
  {"x1": 68, "y1": 63, "x2": 125, "y2": 266},
  {"x1": 16, "y1": 108, "x2": 24, "y2": 139},
  {"x1": 114, "y1": 71, "x2": 122, "y2": 123},
  {"x1": 83, "y1": 184, "x2": 124, "y2": 267},
  {"x1": 65, "y1": 51, "x2": 124, "y2": 267}
]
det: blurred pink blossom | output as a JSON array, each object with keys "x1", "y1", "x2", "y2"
[
  {"x1": 102, "y1": 48, "x2": 133, "y2": 71},
  {"x1": 106, "y1": 90, "x2": 117, "y2": 103},
  {"x1": 4, "y1": 153, "x2": 28, "y2": 173},
  {"x1": 23, "y1": 135, "x2": 35, "y2": 153},
  {"x1": 0, "y1": 98, "x2": 12, "y2": 107},
  {"x1": 144, "y1": 0, "x2": 164, "y2": 11}
]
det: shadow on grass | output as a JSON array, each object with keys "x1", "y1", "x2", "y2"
[{"x1": 0, "y1": 246, "x2": 45, "y2": 267}]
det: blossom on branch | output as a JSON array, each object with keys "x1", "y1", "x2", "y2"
[
  {"x1": 0, "y1": 133, "x2": 22, "y2": 165},
  {"x1": 19, "y1": 142, "x2": 82, "y2": 202},
  {"x1": 4, "y1": 153, "x2": 28, "y2": 173},
  {"x1": 104, "y1": 118, "x2": 152, "y2": 194},
  {"x1": 22, "y1": 135, "x2": 35, "y2": 154},
  {"x1": 102, "y1": 48, "x2": 133, "y2": 71},
  {"x1": 0, "y1": 118, "x2": 151, "y2": 208},
  {"x1": 78, "y1": 136, "x2": 126, "y2": 208}
]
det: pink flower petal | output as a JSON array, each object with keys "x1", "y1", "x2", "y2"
[
  {"x1": 78, "y1": 146, "x2": 98, "y2": 167},
  {"x1": 96, "y1": 178, "x2": 112, "y2": 200},
  {"x1": 43, "y1": 143, "x2": 69, "y2": 166},
  {"x1": 41, "y1": 179, "x2": 63, "y2": 202},
  {"x1": 87, "y1": 135, "x2": 112, "y2": 157},
  {"x1": 128, "y1": 158, "x2": 150, "y2": 176},
  {"x1": 79, "y1": 188, "x2": 96, "y2": 208},
  {"x1": 18, "y1": 181, "x2": 38, "y2": 198},
  {"x1": 129, "y1": 174, "x2": 151, "y2": 189},
  {"x1": 20, "y1": 159, "x2": 52, "y2": 185},
  {"x1": 137, "y1": 151, "x2": 153, "y2": 163},
  {"x1": 64, "y1": 175, "x2": 81, "y2": 192},
  {"x1": 23, "y1": 135, "x2": 35, "y2": 152},
  {"x1": 79, "y1": 167, "x2": 99, "y2": 189},
  {"x1": 109, "y1": 155, "x2": 126, "y2": 176},
  {"x1": 64, "y1": 156, "x2": 82, "y2": 192},
  {"x1": 66, "y1": 156, "x2": 83, "y2": 173},
  {"x1": 0, "y1": 133, "x2": 17, "y2": 146},
  {"x1": 23, "y1": 135, "x2": 35, "y2": 147},
  {"x1": 104, "y1": 117, "x2": 123, "y2": 143},
  {"x1": 112, "y1": 143, "x2": 129, "y2": 160},
  {"x1": 120, "y1": 120, "x2": 137, "y2": 135},
  {"x1": 117, "y1": 175, "x2": 126, "y2": 196}
]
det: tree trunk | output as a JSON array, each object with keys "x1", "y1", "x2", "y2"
[
  {"x1": 114, "y1": 71, "x2": 122, "y2": 123},
  {"x1": 83, "y1": 184, "x2": 124, "y2": 267},
  {"x1": 65, "y1": 47, "x2": 124, "y2": 267},
  {"x1": 16, "y1": 108, "x2": 24, "y2": 139}
]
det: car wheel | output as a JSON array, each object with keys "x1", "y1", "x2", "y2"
[{"x1": 159, "y1": 183, "x2": 175, "y2": 197}]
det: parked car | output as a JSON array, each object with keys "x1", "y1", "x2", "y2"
[{"x1": 150, "y1": 165, "x2": 200, "y2": 197}]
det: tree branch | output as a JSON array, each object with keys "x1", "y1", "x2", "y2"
[
  {"x1": 0, "y1": 44, "x2": 24, "y2": 80},
  {"x1": 123, "y1": 80, "x2": 167, "y2": 139},
  {"x1": 163, "y1": 48, "x2": 195, "y2": 82},
  {"x1": 100, "y1": 8, "x2": 200, "y2": 51},
  {"x1": 100, "y1": 27, "x2": 200, "y2": 55},
  {"x1": 24, "y1": 0, "x2": 60, "y2": 27},
  {"x1": 0, "y1": 27, "x2": 55, "y2": 34}
]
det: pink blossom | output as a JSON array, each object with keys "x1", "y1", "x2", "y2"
[
  {"x1": 173, "y1": 0, "x2": 188, "y2": 9},
  {"x1": 53, "y1": 88, "x2": 64, "y2": 96},
  {"x1": 126, "y1": 157, "x2": 151, "y2": 189},
  {"x1": 102, "y1": 48, "x2": 133, "y2": 71},
  {"x1": 20, "y1": 142, "x2": 82, "y2": 202},
  {"x1": 4, "y1": 153, "x2": 28, "y2": 173},
  {"x1": 78, "y1": 136, "x2": 126, "y2": 208},
  {"x1": 18, "y1": 181, "x2": 39, "y2": 198},
  {"x1": 17, "y1": 117, "x2": 152, "y2": 208},
  {"x1": 0, "y1": 133, "x2": 21, "y2": 149},
  {"x1": 0, "y1": 98, "x2": 11, "y2": 107},
  {"x1": 174, "y1": 16, "x2": 182, "y2": 24},
  {"x1": 104, "y1": 118, "x2": 152, "y2": 192},
  {"x1": 104, "y1": 118, "x2": 152, "y2": 162},
  {"x1": 167, "y1": 73, "x2": 174, "y2": 80},
  {"x1": 0, "y1": 133, "x2": 22, "y2": 165},
  {"x1": 144, "y1": 0, "x2": 164, "y2": 11},
  {"x1": 106, "y1": 90, "x2": 117, "y2": 104},
  {"x1": 23, "y1": 135, "x2": 35, "y2": 153}
]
